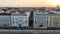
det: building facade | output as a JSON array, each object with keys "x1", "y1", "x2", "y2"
[
  {"x1": 33, "y1": 10, "x2": 60, "y2": 29},
  {"x1": 48, "y1": 14, "x2": 60, "y2": 27},
  {"x1": 33, "y1": 11, "x2": 49, "y2": 28},
  {"x1": 0, "y1": 13, "x2": 11, "y2": 27},
  {"x1": 11, "y1": 13, "x2": 29, "y2": 28}
]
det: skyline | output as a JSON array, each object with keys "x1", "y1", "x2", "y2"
[{"x1": 0, "y1": 0, "x2": 60, "y2": 7}]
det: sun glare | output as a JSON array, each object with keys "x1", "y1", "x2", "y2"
[{"x1": 50, "y1": 0, "x2": 60, "y2": 5}]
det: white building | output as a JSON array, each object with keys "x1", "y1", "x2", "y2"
[
  {"x1": 11, "y1": 13, "x2": 29, "y2": 27},
  {"x1": 33, "y1": 10, "x2": 60, "y2": 29},
  {"x1": 50, "y1": 10, "x2": 60, "y2": 14},
  {"x1": 0, "y1": 13, "x2": 11, "y2": 27},
  {"x1": 33, "y1": 11, "x2": 49, "y2": 28}
]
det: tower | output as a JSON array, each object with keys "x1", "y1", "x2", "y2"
[{"x1": 57, "y1": 4, "x2": 59, "y2": 8}]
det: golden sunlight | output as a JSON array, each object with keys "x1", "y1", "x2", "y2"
[{"x1": 50, "y1": 0, "x2": 60, "y2": 5}]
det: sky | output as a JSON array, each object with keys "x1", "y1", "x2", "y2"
[{"x1": 0, "y1": 0, "x2": 60, "y2": 7}]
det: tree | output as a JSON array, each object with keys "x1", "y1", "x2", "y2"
[{"x1": 29, "y1": 11, "x2": 33, "y2": 28}]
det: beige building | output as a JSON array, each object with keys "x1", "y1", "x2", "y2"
[
  {"x1": 48, "y1": 15, "x2": 60, "y2": 27},
  {"x1": 48, "y1": 10, "x2": 60, "y2": 27}
]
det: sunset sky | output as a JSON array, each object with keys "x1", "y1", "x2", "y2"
[{"x1": 0, "y1": 0, "x2": 60, "y2": 7}]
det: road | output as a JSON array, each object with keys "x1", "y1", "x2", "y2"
[
  {"x1": 0, "y1": 30, "x2": 60, "y2": 34},
  {"x1": 0, "y1": 32, "x2": 60, "y2": 34}
]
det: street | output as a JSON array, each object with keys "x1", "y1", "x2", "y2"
[{"x1": 0, "y1": 30, "x2": 60, "y2": 34}]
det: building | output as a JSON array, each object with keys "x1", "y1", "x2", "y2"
[
  {"x1": 46, "y1": 10, "x2": 60, "y2": 30},
  {"x1": 33, "y1": 11, "x2": 49, "y2": 29},
  {"x1": 11, "y1": 13, "x2": 29, "y2": 28},
  {"x1": 50, "y1": 10, "x2": 60, "y2": 14},
  {"x1": 33, "y1": 10, "x2": 60, "y2": 29},
  {"x1": 48, "y1": 14, "x2": 60, "y2": 27},
  {"x1": 0, "y1": 13, "x2": 11, "y2": 27}
]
